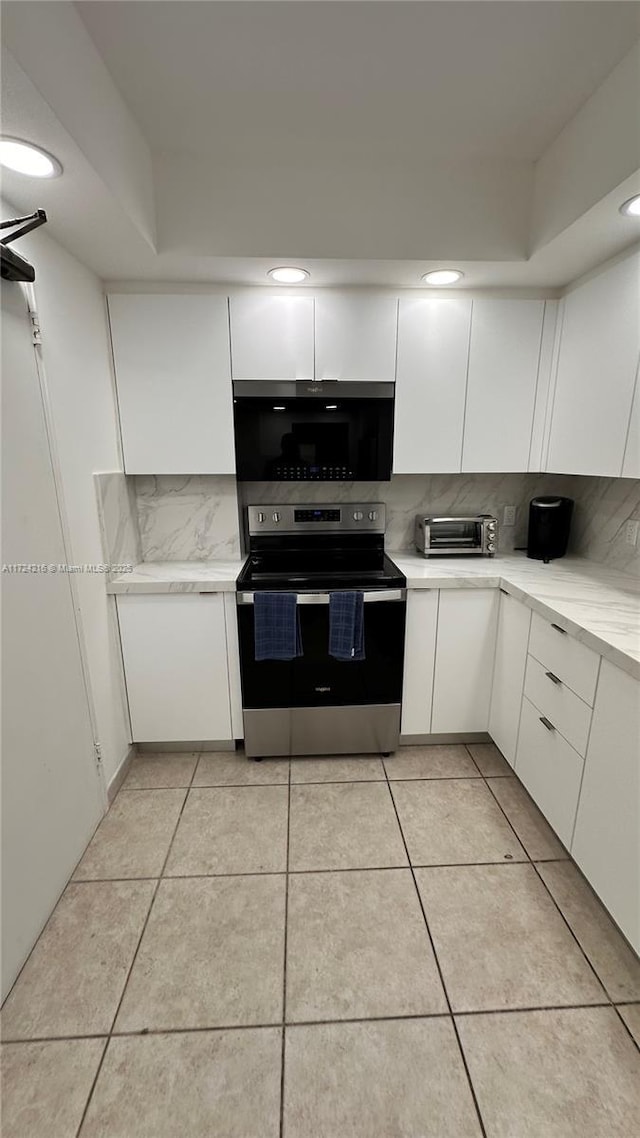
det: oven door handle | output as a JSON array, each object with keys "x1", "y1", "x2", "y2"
[{"x1": 237, "y1": 590, "x2": 405, "y2": 605}]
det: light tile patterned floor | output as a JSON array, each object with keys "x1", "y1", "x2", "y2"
[{"x1": 2, "y1": 744, "x2": 639, "y2": 1137}]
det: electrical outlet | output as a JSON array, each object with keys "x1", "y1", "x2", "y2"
[
  {"x1": 625, "y1": 520, "x2": 639, "y2": 546},
  {"x1": 503, "y1": 505, "x2": 516, "y2": 526}
]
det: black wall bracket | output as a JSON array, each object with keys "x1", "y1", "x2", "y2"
[{"x1": 0, "y1": 209, "x2": 48, "y2": 282}]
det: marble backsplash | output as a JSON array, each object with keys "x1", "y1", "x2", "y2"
[
  {"x1": 94, "y1": 472, "x2": 141, "y2": 574},
  {"x1": 96, "y1": 469, "x2": 640, "y2": 576},
  {"x1": 135, "y1": 475, "x2": 241, "y2": 560},
  {"x1": 239, "y1": 474, "x2": 640, "y2": 571},
  {"x1": 238, "y1": 474, "x2": 565, "y2": 553},
  {"x1": 564, "y1": 475, "x2": 640, "y2": 574}
]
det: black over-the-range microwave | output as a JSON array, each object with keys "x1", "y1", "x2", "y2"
[{"x1": 232, "y1": 380, "x2": 394, "y2": 482}]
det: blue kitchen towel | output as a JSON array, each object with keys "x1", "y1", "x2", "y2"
[
  {"x1": 254, "y1": 592, "x2": 302, "y2": 661},
  {"x1": 329, "y1": 591, "x2": 365, "y2": 661}
]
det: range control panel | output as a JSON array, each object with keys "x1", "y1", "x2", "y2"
[{"x1": 247, "y1": 503, "x2": 386, "y2": 535}]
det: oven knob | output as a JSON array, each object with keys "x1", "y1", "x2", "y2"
[
  {"x1": 488, "y1": 522, "x2": 497, "y2": 530},
  {"x1": 257, "y1": 512, "x2": 265, "y2": 523},
  {"x1": 272, "y1": 512, "x2": 280, "y2": 523},
  {"x1": 368, "y1": 510, "x2": 378, "y2": 521},
  {"x1": 487, "y1": 543, "x2": 495, "y2": 552},
  {"x1": 353, "y1": 511, "x2": 364, "y2": 521}
]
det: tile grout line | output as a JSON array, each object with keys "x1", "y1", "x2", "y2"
[
  {"x1": 119, "y1": 772, "x2": 514, "y2": 792},
  {"x1": 465, "y1": 746, "x2": 639, "y2": 1048},
  {"x1": 279, "y1": 759, "x2": 292, "y2": 1138},
  {"x1": 6, "y1": 1000, "x2": 634, "y2": 1047},
  {"x1": 72, "y1": 855, "x2": 567, "y2": 885},
  {"x1": 382, "y1": 764, "x2": 488, "y2": 1138},
  {"x1": 73, "y1": 752, "x2": 201, "y2": 1137}
]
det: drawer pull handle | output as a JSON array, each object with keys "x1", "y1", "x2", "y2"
[
  {"x1": 551, "y1": 623, "x2": 567, "y2": 635},
  {"x1": 540, "y1": 716, "x2": 555, "y2": 732},
  {"x1": 545, "y1": 671, "x2": 562, "y2": 685}
]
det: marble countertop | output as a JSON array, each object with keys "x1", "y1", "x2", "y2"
[
  {"x1": 393, "y1": 553, "x2": 640, "y2": 681},
  {"x1": 107, "y1": 559, "x2": 247, "y2": 593},
  {"x1": 108, "y1": 552, "x2": 640, "y2": 680}
]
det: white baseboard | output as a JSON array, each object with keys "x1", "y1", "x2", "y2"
[
  {"x1": 107, "y1": 744, "x2": 136, "y2": 804},
  {"x1": 399, "y1": 732, "x2": 492, "y2": 746}
]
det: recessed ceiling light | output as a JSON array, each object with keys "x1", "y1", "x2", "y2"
[
  {"x1": 422, "y1": 269, "x2": 464, "y2": 286},
  {"x1": 267, "y1": 266, "x2": 309, "y2": 284},
  {"x1": 0, "y1": 137, "x2": 62, "y2": 178},
  {"x1": 619, "y1": 195, "x2": 640, "y2": 218}
]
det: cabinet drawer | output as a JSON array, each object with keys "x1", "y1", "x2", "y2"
[
  {"x1": 529, "y1": 613, "x2": 599, "y2": 704},
  {"x1": 523, "y1": 655, "x2": 592, "y2": 756},
  {"x1": 515, "y1": 696, "x2": 583, "y2": 848}
]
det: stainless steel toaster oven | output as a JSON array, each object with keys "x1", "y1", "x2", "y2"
[{"x1": 415, "y1": 515, "x2": 498, "y2": 557}]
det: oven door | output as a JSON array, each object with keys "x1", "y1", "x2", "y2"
[
  {"x1": 237, "y1": 590, "x2": 406, "y2": 755},
  {"x1": 237, "y1": 591, "x2": 406, "y2": 710}
]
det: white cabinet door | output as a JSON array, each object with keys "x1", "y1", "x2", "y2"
[
  {"x1": 621, "y1": 361, "x2": 640, "y2": 478},
  {"x1": 315, "y1": 293, "x2": 398, "y2": 382},
  {"x1": 117, "y1": 594, "x2": 232, "y2": 743},
  {"x1": 229, "y1": 293, "x2": 314, "y2": 380},
  {"x1": 108, "y1": 294, "x2": 234, "y2": 475},
  {"x1": 488, "y1": 591, "x2": 531, "y2": 766},
  {"x1": 571, "y1": 660, "x2": 639, "y2": 953},
  {"x1": 400, "y1": 589, "x2": 438, "y2": 735},
  {"x1": 432, "y1": 589, "x2": 499, "y2": 733},
  {"x1": 394, "y1": 298, "x2": 472, "y2": 473},
  {"x1": 515, "y1": 696, "x2": 583, "y2": 848},
  {"x1": 546, "y1": 251, "x2": 640, "y2": 477},
  {"x1": 462, "y1": 299, "x2": 545, "y2": 472}
]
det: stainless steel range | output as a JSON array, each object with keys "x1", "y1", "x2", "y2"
[{"x1": 236, "y1": 504, "x2": 406, "y2": 758}]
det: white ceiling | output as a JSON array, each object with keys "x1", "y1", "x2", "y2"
[
  {"x1": 77, "y1": 0, "x2": 637, "y2": 161},
  {"x1": 1, "y1": 1, "x2": 640, "y2": 287}
]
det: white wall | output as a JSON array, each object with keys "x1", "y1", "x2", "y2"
[
  {"x1": 3, "y1": 200, "x2": 132, "y2": 785},
  {"x1": 2, "y1": 280, "x2": 105, "y2": 997}
]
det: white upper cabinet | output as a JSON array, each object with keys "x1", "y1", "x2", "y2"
[
  {"x1": 621, "y1": 361, "x2": 640, "y2": 479},
  {"x1": 315, "y1": 293, "x2": 398, "y2": 382},
  {"x1": 229, "y1": 293, "x2": 314, "y2": 380},
  {"x1": 394, "y1": 298, "x2": 472, "y2": 473},
  {"x1": 462, "y1": 299, "x2": 545, "y2": 472},
  {"x1": 108, "y1": 294, "x2": 234, "y2": 475},
  {"x1": 546, "y1": 252, "x2": 640, "y2": 477}
]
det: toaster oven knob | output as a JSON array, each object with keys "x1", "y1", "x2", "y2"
[
  {"x1": 353, "y1": 511, "x2": 364, "y2": 521},
  {"x1": 487, "y1": 543, "x2": 495, "y2": 552},
  {"x1": 272, "y1": 512, "x2": 281, "y2": 523},
  {"x1": 368, "y1": 510, "x2": 378, "y2": 521}
]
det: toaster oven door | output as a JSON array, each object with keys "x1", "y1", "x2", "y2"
[{"x1": 427, "y1": 519, "x2": 483, "y2": 552}]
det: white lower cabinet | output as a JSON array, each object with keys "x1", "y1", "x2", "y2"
[
  {"x1": 523, "y1": 654, "x2": 592, "y2": 755},
  {"x1": 117, "y1": 593, "x2": 234, "y2": 743},
  {"x1": 488, "y1": 591, "x2": 531, "y2": 766},
  {"x1": 571, "y1": 660, "x2": 640, "y2": 954},
  {"x1": 400, "y1": 589, "x2": 438, "y2": 735},
  {"x1": 431, "y1": 589, "x2": 499, "y2": 733},
  {"x1": 515, "y1": 696, "x2": 584, "y2": 848}
]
